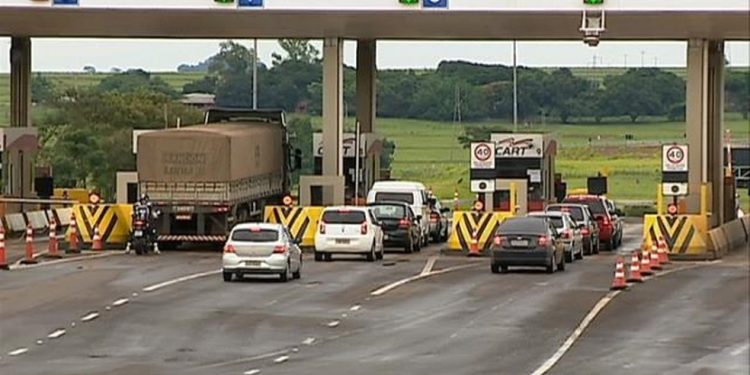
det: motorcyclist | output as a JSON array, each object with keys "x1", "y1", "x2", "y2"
[{"x1": 126, "y1": 194, "x2": 160, "y2": 254}]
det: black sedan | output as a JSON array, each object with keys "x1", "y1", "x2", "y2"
[
  {"x1": 368, "y1": 202, "x2": 422, "y2": 253},
  {"x1": 490, "y1": 217, "x2": 566, "y2": 274}
]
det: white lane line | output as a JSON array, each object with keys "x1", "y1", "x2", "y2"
[
  {"x1": 327, "y1": 320, "x2": 340, "y2": 328},
  {"x1": 47, "y1": 329, "x2": 66, "y2": 339},
  {"x1": 81, "y1": 312, "x2": 100, "y2": 322},
  {"x1": 350, "y1": 304, "x2": 361, "y2": 312},
  {"x1": 112, "y1": 298, "x2": 129, "y2": 307},
  {"x1": 273, "y1": 355, "x2": 289, "y2": 364},
  {"x1": 9, "y1": 251, "x2": 122, "y2": 271},
  {"x1": 8, "y1": 348, "x2": 28, "y2": 356},
  {"x1": 420, "y1": 256, "x2": 438, "y2": 276},
  {"x1": 243, "y1": 370, "x2": 261, "y2": 375},
  {"x1": 371, "y1": 263, "x2": 479, "y2": 296},
  {"x1": 730, "y1": 343, "x2": 749, "y2": 356},
  {"x1": 199, "y1": 349, "x2": 289, "y2": 369},
  {"x1": 529, "y1": 262, "x2": 713, "y2": 375},
  {"x1": 142, "y1": 269, "x2": 220, "y2": 292},
  {"x1": 36, "y1": 340, "x2": 43, "y2": 345},
  {"x1": 302, "y1": 337, "x2": 316, "y2": 345}
]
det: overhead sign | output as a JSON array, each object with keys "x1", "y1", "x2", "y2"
[
  {"x1": 662, "y1": 144, "x2": 688, "y2": 172},
  {"x1": 313, "y1": 133, "x2": 366, "y2": 158},
  {"x1": 471, "y1": 179, "x2": 495, "y2": 193},
  {"x1": 471, "y1": 142, "x2": 495, "y2": 169},
  {"x1": 490, "y1": 134, "x2": 544, "y2": 158},
  {"x1": 423, "y1": 0, "x2": 448, "y2": 8},
  {"x1": 238, "y1": 0, "x2": 263, "y2": 7}
]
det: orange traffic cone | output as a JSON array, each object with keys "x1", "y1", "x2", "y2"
[
  {"x1": 627, "y1": 253, "x2": 643, "y2": 282},
  {"x1": 68, "y1": 212, "x2": 80, "y2": 254},
  {"x1": 0, "y1": 227, "x2": 8, "y2": 270},
  {"x1": 92, "y1": 228, "x2": 104, "y2": 251},
  {"x1": 48, "y1": 223, "x2": 61, "y2": 259},
  {"x1": 649, "y1": 245, "x2": 662, "y2": 271},
  {"x1": 640, "y1": 248, "x2": 653, "y2": 276},
  {"x1": 21, "y1": 225, "x2": 37, "y2": 265},
  {"x1": 657, "y1": 237, "x2": 671, "y2": 264},
  {"x1": 610, "y1": 257, "x2": 628, "y2": 290},
  {"x1": 468, "y1": 230, "x2": 481, "y2": 257}
]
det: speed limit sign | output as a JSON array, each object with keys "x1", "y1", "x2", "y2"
[
  {"x1": 471, "y1": 142, "x2": 495, "y2": 169},
  {"x1": 662, "y1": 144, "x2": 688, "y2": 172}
]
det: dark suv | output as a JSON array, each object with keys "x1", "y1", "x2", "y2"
[
  {"x1": 368, "y1": 202, "x2": 422, "y2": 253},
  {"x1": 562, "y1": 195, "x2": 617, "y2": 250}
]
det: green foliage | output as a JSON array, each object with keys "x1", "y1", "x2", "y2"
[
  {"x1": 726, "y1": 71, "x2": 749, "y2": 119},
  {"x1": 272, "y1": 39, "x2": 320, "y2": 66},
  {"x1": 97, "y1": 69, "x2": 177, "y2": 98},
  {"x1": 31, "y1": 73, "x2": 58, "y2": 104},
  {"x1": 601, "y1": 68, "x2": 684, "y2": 122},
  {"x1": 287, "y1": 116, "x2": 314, "y2": 185}
]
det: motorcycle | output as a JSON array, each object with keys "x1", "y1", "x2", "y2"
[{"x1": 131, "y1": 218, "x2": 153, "y2": 255}]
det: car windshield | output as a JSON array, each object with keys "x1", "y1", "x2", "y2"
[
  {"x1": 548, "y1": 206, "x2": 585, "y2": 222},
  {"x1": 322, "y1": 210, "x2": 367, "y2": 224},
  {"x1": 563, "y1": 198, "x2": 607, "y2": 216},
  {"x1": 369, "y1": 205, "x2": 406, "y2": 219},
  {"x1": 231, "y1": 228, "x2": 278, "y2": 242},
  {"x1": 374, "y1": 192, "x2": 414, "y2": 204},
  {"x1": 498, "y1": 218, "x2": 547, "y2": 234}
]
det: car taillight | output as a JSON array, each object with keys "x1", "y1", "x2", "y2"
[
  {"x1": 562, "y1": 229, "x2": 571, "y2": 239},
  {"x1": 603, "y1": 217, "x2": 611, "y2": 226},
  {"x1": 224, "y1": 244, "x2": 236, "y2": 254},
  {"x1": 538, "y1": 236, "x2": 550, "y2": 246},
  {"x1": 273, "y1": 244, "x2": 288, "y2": 254},
  {"x1": 135, "y1": 220, "x2": 144, "y2": 226},
  {"x1": 494, "y1": 235, "x2": 507, "y2": 246},
  {"x1": 361, "y1": 222, "x2": 368, "y2": 235},
  {"x1": 581, "y1": 228, "x2": 590, "y2": 236},
  {"x1": 430, "y1": 212, "x2": 439, "y2": 223},
  {"x1": 319, "y1": 223, "x2": 326, "y2": 234},
  {"x1": 215, "y1": 205, "x2": 230, "y2": 213},
  {"x1": 399, "y1": 219, "x2": 411, "y2": 229}
]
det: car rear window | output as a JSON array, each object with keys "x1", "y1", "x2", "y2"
[
  {"x1": 374, "y1": 192, "x2": 414, "y2": 205},
  {"x1": 322, "y1": 210, "x2": 367, "y2": 224},
  {"x1": 498, "y1": 218, "x2": 547, "y2": 234},
  {"x1": 370, "y1": 205, "x2": 405, "y2": 219},
  {"x1": 232, "y1": 229, "x2": 278, "y2": 242},
  {"x1": 547, "y1": 206, "x2": 584, "y2": 221},
  {"x1": 563, "y1": 198, "x2": 607, "y2": 215}
]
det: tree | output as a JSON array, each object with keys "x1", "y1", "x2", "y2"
[
  {"x1": 83, "y1": 65, "x2": 97, "y2": 74},
  {"x1": 31, "y1": 73, "x2": 58, "y2": 104},
  {"x1": 206, "y1": 41, "x2": 260, "y2": 107},
  {"x1": 601, "y1": 68, "x2": 684, "y2": 122},
  {"x1": 545, "y1": 68, "x2": 590, "y2": 123},
  {"x1": 182, "y1": 76, "x2": 218, "y2": 94},
  {"x1": 98, "y1": 69, "x2": 177, "y2": 98},
  {"x1": 726, "y1": 71, "x2": 749, "y2": 119},
  {"x1": 272, "y1": 39, "x2": 320, "y2": 66}
]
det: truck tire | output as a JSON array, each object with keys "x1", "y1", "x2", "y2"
[{"x1": 314, "y1": 251, "x2": 323, "y2": 262}]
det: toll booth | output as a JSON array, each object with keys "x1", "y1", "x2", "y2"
[
  {"x1": 470, "y1": 133, "x2": 556, "y2": 214},
  {"x1": 312, "y1": 132, "x2": 385, "y2": 205}
]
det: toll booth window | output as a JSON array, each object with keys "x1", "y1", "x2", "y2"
[
  {"x1": 374, "y1": 192, "x2": 414, "y2": 204},
  {"x1": 528, "y1": 183, "x2": 543, "y2": 201}
]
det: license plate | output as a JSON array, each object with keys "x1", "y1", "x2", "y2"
[
  {"x1": 383, "y1": 234, "x2": 389, "y2": 240},
  {"x1": 335, "y1": 239, "x2": 350, "y2": 245},
  {"x1": 510, "y1": 240, "x2": 529, "y2": 247},
  {"x1": 134, "y1": 230, "x2": 143, "y2": 236},
  {"x1": 245, "y1": 261, "x2": 261, "y2": 267}
]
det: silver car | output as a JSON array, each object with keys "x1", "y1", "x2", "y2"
[
  {"x1": 528, "y1": 211, "x2": 584, "y2": 263},
  {"x1": 222, "y1": 223, "x2": 302, "y2": 282}
]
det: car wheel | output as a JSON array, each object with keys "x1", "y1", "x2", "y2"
[
  {"x1": 557, "y1": 253, "x2": 566, "y2": 271},
  {"x1": 593, "y1": 241, "x2": 600, "y2": 254},
  {"x1": 501, "y1": 265, "x2": 509, "y2": 273},
  {"x1": 366, "y1": 242, "x2": 376, "y2": 262},
  {"x1": 565, "y1": 250, "x2": 573, "y2": 263},
  {"x1": 280, "y1": 263, "x2": 291, "y2": 282},
  {"x1": 404, "y1": 239, "x2": 413, "y2": 254},
  {"x1": 546, "y1": 256, "x2": 555, "y2": 274},
  {"x1": 314, "y1": 251, "x2": 323, "y2": 262},
  {"x1": 575, "y1": 245, "x2": 584, "y2": 260},
  {"x1": 222, "y1": 271, "x2": 233, "y2": 282},
  {"x1": 491, "y1": 263, "x2": 501, "y2": 274},
  {"x1": 292, "y1": 256, "x2": 302, "y2": 279},
  {"x1": 377, "y1": 248, "x2": 384, "y2": 260}
]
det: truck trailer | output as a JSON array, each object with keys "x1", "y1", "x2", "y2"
[{"x1": 137, "y1": 109, "x2": 297, "y2": 247}]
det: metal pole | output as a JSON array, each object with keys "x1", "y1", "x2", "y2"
[
  {"x1": 252, "y1": 38, "x2": 258, "y2": 110},
  {"x1": 512, "y1": 40, "x2": 518, "y2": 133},
  {"x1": 354, "y1": 121, "x2": 361, "y2": 205}
]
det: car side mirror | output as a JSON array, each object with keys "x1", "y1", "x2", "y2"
[
  {"x1": 416, "y1": 215, "x2": 423, "y2": 222},
  {"x1": 440, "y1": 208, "x2": 450, "y2": 214}
]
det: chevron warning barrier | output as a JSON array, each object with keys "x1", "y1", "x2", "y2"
[
  {"x1": 66, "y1": 204, "x2": 133, "y2": 246},
  {"x1": 447, "y1": 211, "x2": 513, "y2": 253},
  {"x1": 643, "y1": 214, "x2": 709, "y2": 257},
  {"x1": 263, "y1": 206, "x2": 323, "y2": 247}
]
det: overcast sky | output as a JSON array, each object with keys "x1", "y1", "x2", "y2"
[{"x1": 0, "y1": 38, "x2": 748, "y2": 72}]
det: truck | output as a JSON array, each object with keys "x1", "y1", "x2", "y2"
[{"x1": 137, "y1": 109, "x2": 300, "y2": 248}]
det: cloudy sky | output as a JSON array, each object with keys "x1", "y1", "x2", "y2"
[{"x1": 0, "y1": 38, "x2": 748, "y2": 72}]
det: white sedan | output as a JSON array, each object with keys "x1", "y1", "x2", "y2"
[
  {"x1": 314, "y1": 206, "x2": 384, "y2": 262},
  {"x1": 222, "y1": 223, "x2": 302, "y2": 282}
]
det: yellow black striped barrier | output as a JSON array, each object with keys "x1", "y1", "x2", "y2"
[
  {"x1": 447, "y1": 211, "x2": 513, "y2": 253},
  {"x1": 66, "y1": 204, "x2": 133, "y2": 245},
  {"x1": 643, "y1": 214, "x2": 708, "y2": 255},
  {"x1": 264, "y1": 206, "x2": 323, "y2": 247}
]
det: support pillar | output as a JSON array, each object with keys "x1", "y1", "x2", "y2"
[
  {"x1": 10, "y1": 37, "x2": 31, "y2": 128},
  {"x1": 686, "y1": 39, "x2": 725, "y2": 227},
  {"x1": 356, "y1": 40, "x2": 377, "y2": 134},
  {"x1": 321, "y1": 38, "x2": 344, "y2": 204}
]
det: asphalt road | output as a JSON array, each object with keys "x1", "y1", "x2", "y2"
[{"x1": 1, "y1": 222, "x2": 748, "y2": 375}]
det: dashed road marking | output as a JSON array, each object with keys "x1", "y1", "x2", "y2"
[
  {"x1": 81, "y1": 312, "x2": 100, "y2": 322},
  {"x1": 371, "y1": 263, "x2": 480, "y2": 296},
  {"x1": 8, "y1": 348, "x2": 28, "y2": 356},
  {"x1": 420, "y1": 256, "x2": 438, "y2": 276},
  {"x1": 36, "y1": 340, "x2": 43, "y2": 345},
  {"x1": 273, "y1": 355, "x2": 289, "y2": 364},
  {"x1": 302, "y1": 337, "x2": 316, "y2": 345},
  {"x1": 112, "y1": 298, "x2": 129, "y2": 307},
  {"x1": 143, "y1": 269, "x2": 220, "y2": 292},
  {"x1": 8, "y1": 251, "x2": 122, "y2": 271},
  {"x1": 350, "y1": 304, "x2": 361, "y2": 312},
  {"x1": 243, "y1": 370, "x2": 261, "y2": 375},
  {"x1": 327, "y1": 320, "x2": 340, "y2": 328},
  {"x1": 48, "y1": 329, "x2": 66, "y2": 339},
  {"x1": 731, "y1": 343, "x2": 749, "y2": 356}
]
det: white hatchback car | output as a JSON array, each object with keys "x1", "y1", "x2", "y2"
[
  {"x1": 222, "y1": 223, "x2": 302, "y2": 282},
  {"x1": 315, "y1": 206, "x2": 384, "y2": 262}
]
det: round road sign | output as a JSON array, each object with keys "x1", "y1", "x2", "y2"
[
  {"x1": 282, "y1": 195, "x2": 293, "y2": 206},
  {"x1": 666, "y1": 145, "x2": 685, "y2": 165},
  {"x1": 474, "y1": 144, "x2": 492, "y2": 162},
  {"x1": 473, "y1": 200, "x2": 484, "y2": 211},
  {"x1": 667, "y1": 203, "x2": 678, "y2": 215}
]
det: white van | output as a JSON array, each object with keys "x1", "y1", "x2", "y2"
[{"x1": 367, "y1": 181, "x2": 430, "y2": 246}]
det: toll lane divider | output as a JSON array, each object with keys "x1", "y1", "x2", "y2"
[
  {"x1": 263, "y1": 206, "x2": 323, "y2": 248},
  {"x1": 3, "y1": 208, "x2": 74, "y2": 236},
  {"x1": 65, "y1": 204, "x2": 133, "y2": 246},
  {"x1": 643, "y1": 214, "x2": 711, "y2": 259},
  {"x1": 447, "y1": 211, "x2": 513, "y2": 253}
]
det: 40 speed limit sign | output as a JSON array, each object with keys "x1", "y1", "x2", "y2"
[
  {"x1": 662, "y1": 144, "x2": 688, "y2": 172},
  {"x1": 471, "y1": 142, "x2": 495, "y2": 169}
]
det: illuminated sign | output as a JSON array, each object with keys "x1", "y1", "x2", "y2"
[
  {"x1": 423, "y1": 0, "x2": 448, "y2": 8},
  {"x1": 238, "y1": 0, "x2": 263, "y2": 6},
  {"x1": 53, "y1": 0, "x2": 78, "y2": 4}
]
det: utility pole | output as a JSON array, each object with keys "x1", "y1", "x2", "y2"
[
  {"x1": 641, "y1": 50, "x2": 645, "y2": 67},
  {"x1": 252, "y1": 38, "x2": 258, "y2": 109},
  {"x1": 512, "y1": 40, "x2": 518, "y2": 133},
  {"x1": 624, "y1": 54, "x2": 627, "y2": 68}
]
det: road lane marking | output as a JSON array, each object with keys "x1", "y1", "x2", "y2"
[
  {"x1": 273, "y1": 355, "x2": 289, "y2": 364},
  {"x1": 142, "y1": 269, "x2": 220, "y2": 292},
  {"x1": 302, "y1": 337, "x2": 316, "y2": 345},
  {"x1": 36, "y1": 340, "x2": 43, "y2": 345},
  {"x1": 112, "y1": 298, "x2": 129, "y2": 307},
  {"x1": 243, "y1": 370, "x2": 261, "y2": 375},
  {"x1": 327, "y1": 320, "x2": 341, "y2": 328},
  {"x1": 8, "y1": 251, "x2": 122, "y2": 271},
  {"x1": 199, "y1": 349, "x2": 290, "y2": 369},
  {"x1": 81, "y1": 312, "x2": 100, "y2": 322},
  {"x1": 47, "y1": 329, "x2": 66, "y2": 339},
  {"x1": 529, "y1": 261, "x2": 713, "y2": 375},
  {"x1": 731, "y1": 343, "x2": 749, "y2": 356},
  {"x1": 350, "y1": 304, "x2": 361, "y2": 312},
  {"x1": 8, "y1": 348, "x2": 28, "y2": 356},
  {"x1": 420, "y1": 256, "x2": 438, "y2": 276},
  {"x1": 370, "y1": 263, "x2": 479, "y2": 296}
]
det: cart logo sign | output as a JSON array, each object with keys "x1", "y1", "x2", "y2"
[
  {"x1": 313, "y1": 133, "x2": 365, "y2": 158},
  {"x1": 662, "y1": 144, "x2": 688, "y2": 172},
  {"x1": 471, "y1": 142, "x2": 495, "y2": 169},
  {"x1": 490, "y1": 134, "x2": 544, "y2": 158}
]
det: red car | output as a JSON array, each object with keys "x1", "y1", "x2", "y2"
[{"x1": 562, "y1": 195, "x2": 617, "y2": 250}]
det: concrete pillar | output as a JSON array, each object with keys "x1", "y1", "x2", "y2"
[
  {"x1": 10, "y1": 37, "x2": 31, "y2": 128},
  {"x1": 686, "y1": 39, "x2": 725, "y2": 226},
  {"x1": 322, "y1": 38, "x2": 344, "y2": 177},
  {"x1": 356, "y1": 40, "x2": 377, "y2": 134}
]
